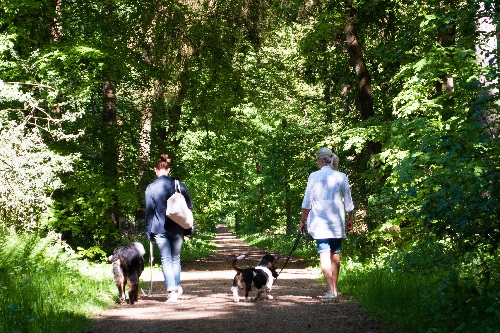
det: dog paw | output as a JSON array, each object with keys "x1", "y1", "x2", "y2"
[{"x1": 267, "y1": 295, "x2": 274, "y2": 300}]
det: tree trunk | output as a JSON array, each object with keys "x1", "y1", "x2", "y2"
[
  {"x1": 344, "y1": 2, "x2": 381, "y2": 161},
  {"x1": 136, "y1": 92, "x2": 153, "y2": 220},
  {"x1": 435, "y1": 4, "x2": 456, "y2": 121},
  {"x1": 282, "y1": 119, "x2": 293, "y2": 235},
  {"x1": 103, "y1": 80, "x2": 120, "y2": 228},
  {"x1": 51, "y1": 0, "x2": 63, "y2": 41},
  {"x1": 344, "y1": 7, "x2": 373, "y2": 121},
  {"x1": 436, "y1": 21, "x2": 455, "y2": 94},
  {"x1": 256, "y1": 158, "x2": 264, "y2": 229},
  {"x1": 476, "y1": 1, "x2": 498, "y2": 138}
]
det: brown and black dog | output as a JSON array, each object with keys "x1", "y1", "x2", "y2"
[
  {"x1": 108, "y1": 242, "x2": 145, "y2": 304},
  {"x1": 231, "y1": 254, "x2": 279, "y2": 302}
]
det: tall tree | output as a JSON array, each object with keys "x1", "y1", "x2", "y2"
[
  {"x1": 102, "y1": 80, "x2": 119, "y2": 228},
  {"x1": 343, "y1": 0, "x2": 381, "y2": 161},
  {"x1": 475, "y1": 0, "x2": 498, "y2": 138}
]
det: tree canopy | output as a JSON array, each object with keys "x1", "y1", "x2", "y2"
[{"x1": 1, "y1": 0, "x2": 498, "y2": 291}]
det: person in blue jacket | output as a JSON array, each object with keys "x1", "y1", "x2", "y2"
[{"x1": 145, "y1": 153, "x2": 193, "y2": 302}]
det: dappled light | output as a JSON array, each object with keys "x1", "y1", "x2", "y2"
[
  {"x1": 92, "y1": 225, "x2": 391, "y2": 333},
  {"x1": 2, "y1": 1, "x2": 498, "y2": 332}
]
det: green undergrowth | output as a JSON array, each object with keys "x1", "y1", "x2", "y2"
[
  {"x1": 243, "y1": 230, "x2": 500, "y2": 333},
  {"x1": 0, "y1": 228, "x2": 217, "y2": 333},
  {"x1": 0, "y1": 230, "x2": 116, "y2": 333},
  {"x1": 182, "y1": 230, "x2": 217, "y2": 261},
  {"x1": 342, "y1": 261, "x2": 500, "y2": 333},
  {"x1": 243, "y1": 230, "x2": 318, "y2": 262}
]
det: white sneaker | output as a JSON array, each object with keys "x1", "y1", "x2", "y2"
[
  {"x1": 177, "y1": 285, "x2": 183, "y2": 297},
  {"x1": 166, "y1": 291, "x2": 179, "y2": 303},
  {"x1": 323, "y1": 290, "x2": 338, "y2": 299}
]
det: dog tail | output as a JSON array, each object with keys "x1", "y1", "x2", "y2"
[
  {"x1": 132, "y1": 242, "x2": 146, "y2": 257},
  {"x1": 232, "y1": 255, "x2": 246, "y2": 272}
]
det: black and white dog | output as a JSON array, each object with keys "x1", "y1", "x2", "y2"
[
  {"x1": 108, "y1": 242, "x2": 145, "y2": 304},
  {"x1": 231, "y1": 254, "x2": 279, "y2": 302}
]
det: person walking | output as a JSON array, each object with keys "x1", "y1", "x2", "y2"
[
  {"x1": 145, "y1": 154, "x2": 193, "y2": 302},
  {"x1": 300, "y1": 147, "x2": 354, "y2": 299}
]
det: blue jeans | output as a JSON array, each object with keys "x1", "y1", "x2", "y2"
[{"x1": 154, "y1": 232, "x2": 184, "y2": 292}]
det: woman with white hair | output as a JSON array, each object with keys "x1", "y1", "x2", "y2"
[{"x1": 300, "y1": 147, "x2": 354, "y2": 299}]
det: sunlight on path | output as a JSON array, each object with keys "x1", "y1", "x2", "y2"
[
  {"x1": 101, "y1": 224, "x2": 319, "y2": 323},
  {"x1": 181, "y1": 268, "x2": 319, "y2": 281},
  {"x1": 141, "y1": 223, "x2": 319, "y2": 285},
  {"x1": 91, "y1": 224, "x2": 393, "y2": 333}
]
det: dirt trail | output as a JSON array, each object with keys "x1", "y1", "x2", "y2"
[{"x1": 90, "y1": 224, "x2": 395, "y2": 333}]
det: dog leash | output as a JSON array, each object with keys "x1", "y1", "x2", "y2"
[
  {"x1": 273, "y1": 231, "x2": 303, "y2": 285},
  {"x1": 141, "y1": 241, "x2": 154, "y2": 297}
]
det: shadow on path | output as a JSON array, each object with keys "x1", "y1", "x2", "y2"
[{"x1": 90, "y1": 224, "x2": 395, "y2": 333}]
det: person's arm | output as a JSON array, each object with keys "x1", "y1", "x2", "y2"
[
  {"x1": 300, "y1": 173, "x2": 314, "y2": 233},
  {"x1": 346, "y1": 210, "x2": 354, "y2": 231},
  {"x1": 343, "y1": 174, "x2": 354, "y2": 232},
  {"x1": 145, "y1": 186, "x2": 155, "y2": 242},
  {"x1": 300, "y1": 208, "x2": 310, "y2": 233}
]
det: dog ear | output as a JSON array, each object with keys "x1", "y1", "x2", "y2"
[{"x1": 267, "y1": 256, "x2": 277, "y2": 267}]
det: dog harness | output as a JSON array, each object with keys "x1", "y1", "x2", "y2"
[{"x1": 253, "y1": 266, "x2": 274, "y2": 290}]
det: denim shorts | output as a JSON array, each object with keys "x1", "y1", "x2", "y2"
[{"x1": 316, "y1": 238, "x2": 342, "y2": 254}]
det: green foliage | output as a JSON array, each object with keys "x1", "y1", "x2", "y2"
[
  {"x1": 181, "y1": 231, "x2": 217, "y2": 261},
  {"x1": 343, "y1": 235, "x2": 500, "y2": 332},
  {"x1": 342, "y1": 262, "x2": 446, "y2": 333},
  {"x1": 0, "y1": 221, "x2": 217, "y2": 333},
  {"x1": 0, "y1": 230, "x2": 115, "y2": 333},
  {"x1": 0, "y1": 82, "x2": 77, "y2": 232},
  {"x1": 46, "y1": 163, "x2": 124, "y2": 258},
  {"x1": 1, "y1": 1, "x2": 499, "y2": 330},
  {"x1": 249, "y1": 226, "x2": 500, "y2": 332},
  {"x1": 243, "y1": 230, "x2": 317, "y2": 261}
]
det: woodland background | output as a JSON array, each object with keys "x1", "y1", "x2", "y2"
[{"x1": 0, "y1": 0, "x2": 499, "y2": 330}]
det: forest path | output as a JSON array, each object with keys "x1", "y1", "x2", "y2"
[{"x1": 90, "y1": 224, "x2": 394, "y2": 333}]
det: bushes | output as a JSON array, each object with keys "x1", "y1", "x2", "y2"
[
  {"x1": 243, "y1": 230, "x2": 317, "y2": 262},
  {"x1": 343, "y1": 238, "x2": 500, "y2": 333},
  {"x1": 246, "y1": 229, "x2": 500, "y2": 332},
  {"x1": 0, "y1": 230, "x2": 115, "y2": 333}
]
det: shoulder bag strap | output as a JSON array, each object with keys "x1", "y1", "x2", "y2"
[{"x1": 174, "y1": 179, "x2": 181, "y2": 193}]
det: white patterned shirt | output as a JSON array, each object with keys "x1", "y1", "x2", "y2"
[{"x1": 301, "y1": 166, "x2": 354, "y2": 239}]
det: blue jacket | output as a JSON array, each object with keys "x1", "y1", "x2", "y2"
[{"x1": 145, "y1": 176, "x2": 193, "y2": 241}]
